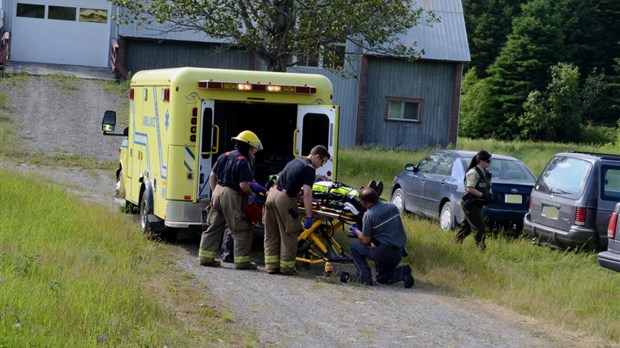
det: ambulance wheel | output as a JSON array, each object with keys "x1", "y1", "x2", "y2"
[
  {"x1": 140, "y1": 194, "x2": 157, "y2": 238},
  {"x1": 439, "y1": 202, "x2": 455, "y2": 231}
]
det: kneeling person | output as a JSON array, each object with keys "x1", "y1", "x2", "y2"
[{"x1": 348, "y1": 188, "x2": 414, "y2": 288}]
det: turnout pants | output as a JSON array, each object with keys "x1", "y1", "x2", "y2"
[
  {"x1": 198, "y1": 185, "x2": 253, "y2": 266},
  {"x1": 263, "y1": 187, "x2": 301, "y2": 273},
  {"x1": 349, "y1": 240, "x2": 405, "y2": 285}
]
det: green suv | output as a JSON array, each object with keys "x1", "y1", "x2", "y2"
[{"x1": 524, "y1": 151, "x2": 620, "y2": 250}]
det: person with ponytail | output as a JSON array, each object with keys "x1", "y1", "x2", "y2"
[{"x1": 455, "y1": 150, "x2": 494, "y2": 250}]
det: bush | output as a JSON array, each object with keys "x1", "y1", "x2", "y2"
[
  {"x1": 579, "y1": 122, "x2": 616, "y2": 145},
  {"x1": 459, "y1": 68, "x2": 495, "y2": 138}
]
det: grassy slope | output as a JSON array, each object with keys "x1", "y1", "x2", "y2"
[
  {"x1": 338, "y1": 142, "x2": 620, "y2": 344},
  {"x1": 0, "y1": 169, "x2": 255, "y2": 346},
  {"x1": 0, "y1": 76, "x2": 255, "y2": 346}
]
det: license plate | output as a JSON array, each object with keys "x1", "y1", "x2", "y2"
[
  {"x1": 504, "y1": 194, "x2": 522, "y2": 204},
  {"x1": 542, "y1": 205, "x2": 559, "y2": 220}
]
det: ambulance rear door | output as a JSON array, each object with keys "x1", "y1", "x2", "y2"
[
  {"x1": 296, "y1": 105, "x2": 338, "y2": 180},
  {"x1": 194, "y1": 100, "x2": 217, "y2": 202}
]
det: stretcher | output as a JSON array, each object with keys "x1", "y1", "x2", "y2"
[
  {"x1": 295, "y1": 181, "x2": 365, "y2": 268},
  {"x1": 296, "y1": 206, "x2": 361, "y2": 267}
]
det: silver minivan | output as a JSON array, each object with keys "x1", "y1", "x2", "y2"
[
  {"x1": 598, "y1": 202, "x2": 620, "y2": 272},
  {"x1": 524, "y1": 152, "x2": 620, "y2": 250}
]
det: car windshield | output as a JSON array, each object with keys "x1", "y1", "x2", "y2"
[
  {"x1": 460, "y1": 157, "x2": 535, "y2": 183},
  {"x1": 536, "y1": 156, "x2": 592, "y2": 199}
]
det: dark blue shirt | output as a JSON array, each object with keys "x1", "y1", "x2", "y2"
[
  {"x1": 362, "y1": 201, "x2": 407, "y2": 248},
  {"x1": 213, "y1": 150, "x2": 253, "y2": 191},
  {"x1": 277, "y1": 158, "x2": 315, "y2": 197}
]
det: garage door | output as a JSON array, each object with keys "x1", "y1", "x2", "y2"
[{"x1": 11, "y1": 0, "x2": 110, "y2": 67}]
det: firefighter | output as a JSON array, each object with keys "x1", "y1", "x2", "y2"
[
  {"x1": 263, "y1": 145, "x2": 331, "y2": 275},
  {"x1": 198, "y1": 130, "x2": 263, "y2": 269}
]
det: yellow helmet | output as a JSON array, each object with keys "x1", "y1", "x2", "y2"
[{"x1": 231, "y1": 130, "x2": 263, "y2": 151}]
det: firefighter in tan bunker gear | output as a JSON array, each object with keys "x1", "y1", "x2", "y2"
[
  {"x1": 263, "y1": 145, "x2": 331, "y2": 275},
  {"x1": 198, "y1": 130, "x2": 263, "y2": 269}
]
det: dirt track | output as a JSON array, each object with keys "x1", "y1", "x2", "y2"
[{"x1": 0, "y1": 74, "x2": 596, "y2": 347}]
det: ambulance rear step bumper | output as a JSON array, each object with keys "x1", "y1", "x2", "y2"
[{"x1": 165, "y1": 200, "x2": 208, "y2": 229}]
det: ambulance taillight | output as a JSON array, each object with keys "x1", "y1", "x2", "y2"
[
  {"x1": 162, "y1": 88, "x2": 170, "y2": 102},
  {"x1": 197, "y1": 80, "x2": 316, "y2": 94},
  {"x1": 129, "y1": 88, "x2": 135, "y2": 100}
]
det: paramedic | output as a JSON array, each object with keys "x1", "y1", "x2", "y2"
[
  {"x1": 198, "y1": 130, "x2": 263, "y2": 269},
  {"x1": 348, "y1": 187, "x2": 414, "y2": 288},
  {"x1": 455, "y1": 150, "x2": 493, "y2": 250},
  {"x1": 263, "y1": 145, "x2": 331, "y2": 275}
]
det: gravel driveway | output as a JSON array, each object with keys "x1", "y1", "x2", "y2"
[{"x1": 0, "y1": 73, "x2": 589, "y2": 347}]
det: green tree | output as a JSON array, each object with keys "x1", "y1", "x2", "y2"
[
  {"x1": 458, "y1": 68, "x2": 495, "y2": 138},
  {"x1": 605, "y1": 58, "x2": 620, "y2": 125},
  {"x1": 519, "y1": 63, "x2": 581, "y2": 142},
  {"x1": 580, "y1": 68, "x2": 608, "y2": 125},
  {"x1": 486, "y1": 0, "x2": 565, "y2": 139},
  {"x1": 462, "y1": 0, "x2": 523, "y2": 78},
  {"x1": 616, "y1": 119, "x2": 620, "y2": 147},
  {"x1": 558, "y1": 0, "x2": 620, "y2": 126},
  {"x1": 110, "y1": 0, "x2": 438, "y2": 72},
  {"x1": 560, "y1": 0, "x2": 620, "y2": 78}
]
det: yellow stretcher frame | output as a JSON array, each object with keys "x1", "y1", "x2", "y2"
[{"x1": 295, "y1": 206, "x2": 362, "y2": 266}]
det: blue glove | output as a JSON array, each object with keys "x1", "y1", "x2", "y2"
[
  {"x1": 250, "y1": 182, "x2": 267, "y2": 194},
  {"x1": 348, "y1": 226, "x2": 359, "y2": 237},
  {"x1": 304, "y1": 217, "x2": 313, "y2": 229},
  {"x1": 245, "y1": 193, "x2": 257, "y2": 205}
]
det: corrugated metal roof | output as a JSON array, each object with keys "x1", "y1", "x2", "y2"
[
  {"x1": 371, "y1": 0, "x2": 470, "y2": 62},
  {"x1": 116, "y1": 1, "x2": 470, "y2": 62},
  {"x1": 410, "y1": 0, "x2": 471, "y2": 62}
]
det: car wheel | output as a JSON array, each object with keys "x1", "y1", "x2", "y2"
[
  {"x1": 439, "y1": 202, "x2": 455, "y2": 231},
  {"x1": 391, "y1": 188, "x2": 405, "y2": 212}
]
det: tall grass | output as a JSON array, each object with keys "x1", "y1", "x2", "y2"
[
  {"x1": 339, "y1": 143, "x2": 620, "y2": 344},
  {"x1": 403, "y1": 216, "x2": 620, "y2": 343},
  {"x1": 0, "y1": 169, "x2": 246, "y2": 346},
  {"x1": 337, "y1": 138, "x2": 620, "y2": 192},
  {"x1": 457, "y1": 137, "x2": 620, "y2": 176}
]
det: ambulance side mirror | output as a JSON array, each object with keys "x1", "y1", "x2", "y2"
[{"x1": 102, "y1": 110, "x2": 117, "y2": 135}]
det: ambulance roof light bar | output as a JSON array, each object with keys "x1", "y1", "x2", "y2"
[{"x1": 197, "y1": 80, "x2": 316, "y2": 94}]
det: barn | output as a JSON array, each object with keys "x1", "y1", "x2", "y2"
[{"x1": 0, "y1": 0, "x2": 469, "y2": 150}]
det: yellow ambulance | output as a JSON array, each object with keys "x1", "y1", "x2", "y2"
[{"x1": 102, "y1": 67, "x2": 339, "y2": 239}]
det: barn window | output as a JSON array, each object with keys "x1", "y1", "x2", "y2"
[
  {"x1": 296, "y1": 43, "x2": 345, "y2": 69},
  {"x1": 296, "y1": 50, "x2": 320, "y2": 67},
  {"x1": 386, "y1": 97, "x2": 423, "y2": 122},
  {"x1": 322, "y1": 43, "x2": 346, "y2": 69},
  {"x1": 79, "y1": 8, "x2": 108, "y2": 23},
  {"x1": 49, "y1": 6, "x2": 76, "y2": 21},
  {"x1": 16, "y1": 3, "x2": 44, "y2": 18}
]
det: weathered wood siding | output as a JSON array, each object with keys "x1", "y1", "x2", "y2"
[
  {"x1": 363, "y1": 58, "x2": 455, "y2": 149},
  {"x1": 123, "y1": 39, "x2": 254, "y2": 74}
]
